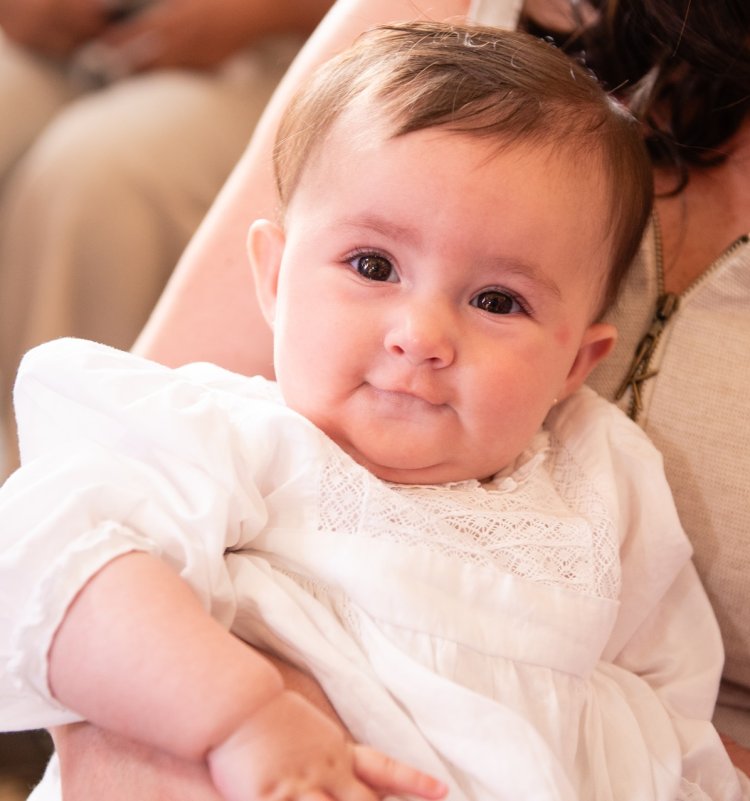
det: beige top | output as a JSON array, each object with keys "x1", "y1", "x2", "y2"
[{"x1": 588, "y1": 219, "x2": 750, "y2": 745}]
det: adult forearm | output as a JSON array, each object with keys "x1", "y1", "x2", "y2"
[
  {"x1": 234, "y1": 0, "x2": 334, "y2": 39},
  {"x1": 53, "y1": 724, "x2": 224, "y2": 801},
  {"x1": 0, "y1": 0, "x2": 108, "y2": 55}
]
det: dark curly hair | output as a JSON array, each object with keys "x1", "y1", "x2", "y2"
[{"x1": 523, "y1": 0, "x2": 750, "y2": 191}]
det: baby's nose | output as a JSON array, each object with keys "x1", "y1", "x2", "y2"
[{"x1": 383, "y1": 302, "x2": 456, "y2": 368}]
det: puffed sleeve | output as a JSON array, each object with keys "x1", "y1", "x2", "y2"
[
  {"x1": 550, "y1": 388, "x2": 744, "y2": 800},
  {"x1": 0, "y1": 338, "x2": 322, "y2": 731}
]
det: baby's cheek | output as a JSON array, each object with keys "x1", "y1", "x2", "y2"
[{"x1": 553, "y1": 324, "x2": 574, "y2": 347}]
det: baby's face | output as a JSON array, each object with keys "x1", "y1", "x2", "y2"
[{"x1": 256, "y1": 117, "x2": 615, "y2": 484}]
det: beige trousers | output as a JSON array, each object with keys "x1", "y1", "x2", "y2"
[{"x1": 0, "y1": 36, "x2": 299, "y2": 476}]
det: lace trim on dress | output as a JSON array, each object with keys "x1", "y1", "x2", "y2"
[{"x1": 318, "y1": 433, "x2": 620, "y2": 600}]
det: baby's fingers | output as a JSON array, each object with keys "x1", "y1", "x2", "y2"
[{"x1": 352, "y1": 745, "x2": 448, "y2": 799}]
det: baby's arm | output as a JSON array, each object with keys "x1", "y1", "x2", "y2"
[
  {"x1": 52, "y1": 651, "x2": 343, "y2": 801},
  {"x1": 49, "y1": 550, "x2": 446, "y2": 801}
]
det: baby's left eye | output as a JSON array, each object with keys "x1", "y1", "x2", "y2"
[
  {"x1": 349, "y1": 253, "x2": 398, "y2": 282},
  {"x1": 471, "y1": 290, "x2": 523, "y2": 315}
]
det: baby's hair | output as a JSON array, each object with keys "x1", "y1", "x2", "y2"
[{"x1": 274, "y1": 21, "x2": 653, "y2": 316}]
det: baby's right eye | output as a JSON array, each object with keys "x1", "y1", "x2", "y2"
[{"x1": 349, "y1": 253, "x2": 397, "y2": 282}]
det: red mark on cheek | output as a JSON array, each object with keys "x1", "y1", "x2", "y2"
[{"x1": 554, "y1": 326, "x2": 572, "y2": 347}]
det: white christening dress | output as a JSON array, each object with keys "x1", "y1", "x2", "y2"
[{"x1": 0, "y1": 339, "x2": 744, "y2": 800}]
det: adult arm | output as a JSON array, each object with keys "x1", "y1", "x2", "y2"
[
  {"x1": 133, "y1": 0, "x2": 471, "y2": 375},
  {"x1": 93, "y1": 0, "x2": 334, "y2": 73},
  {"x1": 0, "y1": 0, "x2": 108, "y2": 56}
]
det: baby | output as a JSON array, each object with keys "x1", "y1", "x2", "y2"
[{"x1": 0, "y1": 20, "x2": 743, "y2": 801}]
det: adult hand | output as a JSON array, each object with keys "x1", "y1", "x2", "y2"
[
  {"x1": 0, "y1": 0, "x2": 109, "y2": 56},
  {"x1": 94, "y1": 0, "x2": 331, "y2": 73}
]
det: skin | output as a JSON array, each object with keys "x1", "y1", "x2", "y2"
[
  {"x1": 654, "y1": 121, "x2": 750, "y2": 295},
  {"x1": 0, "y1": 0, "x2": 333, "y2": 68},
  {"x1": 54, "y1": 651, "x2": 343, "y2": 801},
  {"x1": 251, "y1": 118, "x2": 616, "y2": 486},
  {"x1": 0, "y1": 0, "x2": 109, "y2": 55},
  {"x1": 93, "y1": 0, "x2": 334, "y2": 72}
]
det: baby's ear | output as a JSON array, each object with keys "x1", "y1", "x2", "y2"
[
  {"x1": 248, "y1": 219, "x2": 286, "y2": 329},
  {"x1": 559, "y1": 322, "x2": 617, "y2": 400}
]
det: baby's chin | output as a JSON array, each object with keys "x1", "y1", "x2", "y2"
[
  {"x1": 339, "y1": 441, "x2": 497, "y2": 486},
  {"x1": 311, "y1": 413, "x2": 508, "y2": 485}
]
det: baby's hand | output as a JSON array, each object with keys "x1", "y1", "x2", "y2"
[{"x1": 208, "y1": 690, "x2": 447, "y2": 801}]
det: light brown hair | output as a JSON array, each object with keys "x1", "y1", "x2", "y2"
[{"x1": 274, "y1": 21, "x2": 653, "y2": 315}]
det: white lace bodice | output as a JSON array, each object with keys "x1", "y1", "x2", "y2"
[{"x1": 318, "y1": 432, "x2": 619, "y2": 600}]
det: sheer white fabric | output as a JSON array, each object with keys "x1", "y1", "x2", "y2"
[{"x1": 0, "y1": 339, "x2": 743, "y2": 800}]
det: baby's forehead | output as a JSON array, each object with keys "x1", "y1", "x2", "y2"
[
  {"x1": 302, "y1": 102, "x2": 614, "y2": 219},
  {"x1": 297, "y1": 112, "x2": 614, "y2": 288},
  {"x1": 337, "y1": 103, "x2": 611, "y2": 197}
]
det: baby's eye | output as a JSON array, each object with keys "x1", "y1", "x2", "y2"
[
  {"x1": 471, "y1": 290, "x2": 524, "y2": 315},
  {"x1": 349, "y1": 253, "x2": 397, "y2": 282}
]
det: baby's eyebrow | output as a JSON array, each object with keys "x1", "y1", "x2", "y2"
[
  {"x1": 485, "y1": 258, "x2": 563, "y2": 302},
  {"x1": 339, "y1": 214, "x2": 421, "y2": 246}
]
